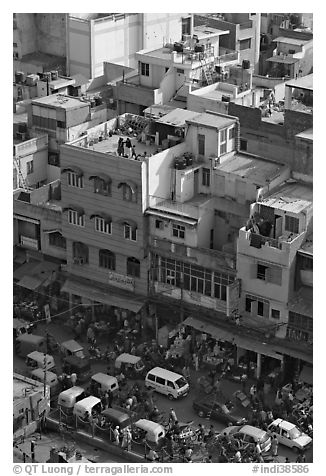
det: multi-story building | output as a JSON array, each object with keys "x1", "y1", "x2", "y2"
[
  {"x1": 194, "y1": 13, "x2": 261, "y2": 73},
  {"x1": 25, "y1": 93, "x2": 111, "y2": 180},
  {"x1": 228, "y1": 73, "x2": 313, "y2": 177},
  {"x1": 67, "y1": 13, "x2": 193, "y2": 79},
  {"x1": 236, "y1": 179, "x2": 312, "y2": 377},
  {"x1": 13, "y1": 13, "x2": 67, "y2": 76},
  {"x1": 13, "y1": 373, "x2": 50, "y2": 441},
  {"x1": 116, "y1": 25, "x2": 239, "y2": 115},
  {"x1": 265, "y1": 29, "x2": 313, "y2": 78}
]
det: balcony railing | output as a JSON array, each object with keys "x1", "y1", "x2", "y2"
[
  {"x1": 215, "y1": 49, "x2": 239, "y2": 64},
  {"x1": 148, "y1": 196, "x2": 200, "y2": 219}
]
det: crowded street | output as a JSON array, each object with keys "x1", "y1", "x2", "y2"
[{"x1": 13, "y1": 309, "x2": 313, "y2": 463}]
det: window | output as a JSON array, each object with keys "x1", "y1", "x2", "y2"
[
  {"x1": 32, "y1": 114, "x2": 56, "y2": 130},
  {"x1": 155, "y1": 219, "x2": 164, "y2": 230},
  {"x1": 176, "y1": 68, "x2": 185, "y2": 74},
  {"x1": 156, "y1": 377, "x2": 165, "y2": 386},
  {"x1": 99, "y1": 249, "x2": 115, "y2": 270},
  {"x1": 182, "y1": 17, "x2": 191, "y2": 35},
  {"x1": 240, "y1": 38, "x2": 252, "y2": 50},
  {"x1": 271, "y1": 309, "x2": 280, "y2": 319},
  {"x1": 93, "y1": 177, "x2": 111, "y2": 196},
  {"x1": 198, "y1": 134, "x2": 205, "y2": 156},
  {"x1": 257, "y1": 264, "x2": 268, "y2": 280},
  {"x1": 165, "y1": 67, "x2": 169, "y2": 73},
  {"x1": 140, "y1": 62, "x2": 149, "y2": 77},
  {"x1": 49, "y1": 232, "x2": 66, "y2": 249},
  {"x1": 172, "y1": 223, "x2": 185, "y2": 239},
  {"x1": 121, "y1": 183, "x2": 133, "y2": 201},
  {"x1": 166, "y1": 269, "x2": 176, "y2": 285},
  {"x1": 167, "y1": 381, "x2": 174, "y2": 388},
  {"x1": 26, "y1": 161, "x2": 33, "y2": 175},
  {"x1": 68, "y1": 210, "x2": 85, "y2": 227},
  {"x1": 13, "y1": 42, "x2": 18, "y2": 48},
  {"x1": 127, "y1": 257, "x2": 140, "y2": 278},
  {"x1": 285, "y1": 215, "x2": 299, "y2": 234},
  {"x1": 67, "y1": 172, "x2": 83, "y2": 188},
  {"x1": 245, "y1": 294, "x2": 269, "y2": 317},
  {"x1": 246, "y1": 296, "x2": 255, "y2": 312},
  {"x1": 147, "y1": 373, "x2": 155, "y2": 382},
  {"x1": 202, "y1": 168, "x2": 210, "y2": 187},
  {"x1": 219, "y1": 129, "x2": 227, "y2": 155},
  {"x1": 56, "y1": 120, "x2": 66, "y2": 129},
  {"x1": 240, "y1": 139, "x2": 247, "y2": 151},
  {"x1": 72, "y1": 241, "x2": 88, "y2": 263},
  {"x1": 229, "y1": 127, "x2": 236, "y2": 139},
  {"x1": 124, "y1": 223, "x2": 137, "y2": 241},
  {"x1": 95, "y1": 217, "x2": 111, "y2": 234}
]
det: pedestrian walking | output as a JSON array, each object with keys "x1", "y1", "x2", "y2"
[
  {"x1": 271, "y1": 435, "x2": 279, "y2": 456},
  {"x1": 87, "y1": 325, "x2": 95, "y2": 344},
  {"x1": 125, "y1": 137, "x2": 132, "y2": 157},
  {"x1": 255, "y1": 442, "x2": 264, "y2": 463},
  {"x1": 131, "y1": 144, "x2": 137, "y2": 159},
  {"x1": 250, "y1": 384, "x2": 257, "y2": 403},
  {"x1": 117, "y1": 137, "x2": 124, "y2": 156},
  {"x1": 169, "y1": 408, "x2": 177, "y2": 427},
  {"x1": 113, "y1": 426, "x2": 120, "y2": 445},
  {"x1": 70, "y1": 372, "x2": 77, "y2": 387},
  {"x1": 193, "y1": 352, "x2": 199, "y2": 371},
  {"x1": 185, "y1": 447, "x2": 193, "y2": 462},
  {"x1": 296, "y1": 451, "x2": 306, "y2": 463}
]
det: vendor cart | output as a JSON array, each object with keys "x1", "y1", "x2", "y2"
[
  {"x1": 233, "y1": 390, "x2": 251, "y2": 408},
  {"x1": 197, "y1": 376, "x2": 214, "y2": 394}
]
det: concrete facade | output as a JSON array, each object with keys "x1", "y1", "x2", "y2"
[{"x1": 67, "y1": 13, "x2": 190, "y2": 79}]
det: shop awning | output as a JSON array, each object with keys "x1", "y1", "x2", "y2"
[
  {"x1": 299, "y1": 365, "x2": 313, "y2": 385},
  {"x1": 61, "y1": 279, "x2": 144, "y2": 313},
  {"x1": 183, "y1": 316, "x2": 284, "y2": 361},
  {"x1": 17, "y1": 275, "x2": 43, "y2": 290},
  {"x1": 183, "y1": 316, "x2": 235, "y2": 341},
  {"x1": 13, "y1": 261, "x2": 39, "y2": 281}
]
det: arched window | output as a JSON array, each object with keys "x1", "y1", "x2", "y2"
[
  {"x1": 72, "y1": 241, "x2": 89, "y2": 264},
  {"x1": 127, "y1": 257, "x2": 140, "y2": 278},
  {"x1": 89, "y1": 174, "x2": 112, "y2": 196},
  {"x1": 118, "y1": 181, "x2": 137, "y2": 202},
  {"x1": 62, "y1": 166, "x2": 84, "y2": 188},
  {"x1": 99, "y1": 249, "x2": 116, "y2": 270}
]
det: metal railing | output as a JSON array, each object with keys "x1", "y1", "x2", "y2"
[{"x1": 148, "y1": 195, "x2": 200, "y2": 218}]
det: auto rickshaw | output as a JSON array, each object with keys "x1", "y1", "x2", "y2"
[
  {"x1": 89, "y1": 373, "x2": 119, "y2": 397},
  {"x1": 60, "y1": 340, "x2": 86, "y2": 359},
  {"x1": 73, "y1": 396, "x2": 102, "y2": 420},
  {"x1": 114, "y1": 353, "x2": 146, "y2": 379},
  {"x1": 62, "y1": 355, "x2": 91, "y2": 382},
  {"x1": 30, "y1": 369, "x2": 60, "y2": 398},
  {"x1": 13, "y1": 318, "x2": 33, "y2": 340},
  {"x1": 15, "y1": 334, "x2": 46, "y2": 357},
  {"x1": 100, "y1": 408, "x2": 131, "y2": 431},
  {"x1": 58, "y1": 386, "x2": 87, "y2": 415},
  {"x1": 26, "y1": 351, "x2": 56, "y2": 372},
  {"x1": 133, "y1": 419, "x2": 165, "y2": 446}
]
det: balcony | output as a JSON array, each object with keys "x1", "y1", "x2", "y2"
[
  {"x1": 148, "y1": 195, "x2": 203, "y2": 219},
  {"x1": 13, "y1": 134, "x2": 48, "y2": 158},
  {"x1": 215, "y1": 48, "x2": 239, "y2": 64},
  {"x1": 117, "y1": 77, "x2": 160, "y2": 107},
  {"x1": 238, "y1": 227, "x2": 306, "y2": 266}
]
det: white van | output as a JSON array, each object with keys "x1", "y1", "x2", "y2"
[{"x1": 145, "y1": 367, "x2": 189, "y2": 400}]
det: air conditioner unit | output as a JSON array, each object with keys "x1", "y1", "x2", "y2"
[{"x1": 171, "y1": 243, "x2": 176, "y2": 252}]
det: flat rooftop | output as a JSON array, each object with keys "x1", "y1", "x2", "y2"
[
  {"x1": 20, "y1": 51, "x2": 65, "y2": 69},
  {"x1": 32, "y1": 94, "x2": 89, "y2": 110},
  {"x1": 260, "y1": 181, "x2": 313, "y2": 214},
  {"x1": 80, "y1": 134, "x2": 158, "y2": 159},
  {"x1": 215, "y1": 153, "x2": 287, "y2": 185},
  {"x1": 186, "y1": 112, "x2": 235, "y2": 130},
  {"x1": 156, "y1": 108, "x2": 200, "y2": 127},
  {"x1": 194, "y1": 24, "x2": 229, "y2": 39},
  {"x1": 274, "y1": 36, "x2": 311, "y2": 46},
  {"x1": 13, "y1": 375, "x2": 41, "y2": 401},
  {"x1": 286, "y1": 74, "x2": 313, "y2": 91},
  {"x1": 267, "y1": 56, "x2": 299, "y2": 65},
  {"x1": 143, "y1": 104, "x2": 175, "y2": 118}
]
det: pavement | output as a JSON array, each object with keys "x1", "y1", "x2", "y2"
[{"x1": 13, "y1": 319, "x2": 313, "y2": 463}]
